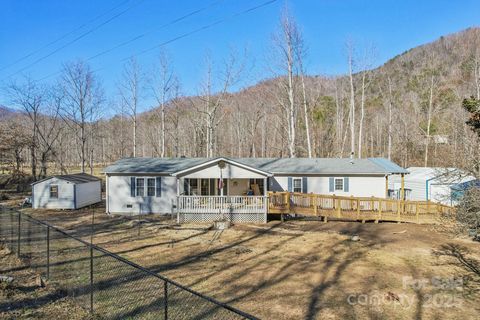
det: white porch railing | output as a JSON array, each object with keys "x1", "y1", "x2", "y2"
[{"x1": 177, "y1": 196, "x2": 267, "y2": 215}]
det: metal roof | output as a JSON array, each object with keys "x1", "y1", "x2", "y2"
[
  {"x1": 104, "y1": 157, "x2": 408, "y2": 175},
  {"x1": 31, "y1": 173, "x2": 101, "y2": 185}
]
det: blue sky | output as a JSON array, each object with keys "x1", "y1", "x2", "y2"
[{"x1": 1, "y1": 0, "x2": 480, "y2": 112}]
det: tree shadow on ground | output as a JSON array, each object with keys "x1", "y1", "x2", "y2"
[{"x1": 432, "y1": 243, "x2": 480, "y2": 295}]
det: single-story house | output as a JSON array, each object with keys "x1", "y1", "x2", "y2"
[
  {"x1": 32, "y1": 173, "x2": 102, "y2": 209},
  {"x1": 388, "y1": 167, "x2": 476, "y2": 205},
  {"x1": 104, "y1": 157, "x2": 407, "y2": 222}
]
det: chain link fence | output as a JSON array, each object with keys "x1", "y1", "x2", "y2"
[{"x1": 0, "y1": 207, "x2": 257, "y2": 320}]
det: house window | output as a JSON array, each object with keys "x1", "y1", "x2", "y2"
[
  {"x1": 334, "y1": 178, "x2": 344, "y2": 191},
  {"x1": 293, "y1": 178, "x2": 302, "y2": 193},
  {"x1": 187, "y1": 179, "x2": 198, "y2": 195},
  {"x1": 201, "y1": 179, "x2": 210, "y2": 195},
  {"x1": 249, "y1": 179, "x2": 265, "y2": 195},
  {"x1": 50, "y1": 185, "x2": 58, "y2": 198},
  {"x1": 136, "y1": 178, "x2": 145, "y2": 196},
  {"x1": 147, "y1": 178, "x2": 156, "y2": 196}
]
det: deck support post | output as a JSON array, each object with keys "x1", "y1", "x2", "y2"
[
  {"x1": 416, "y1": 203, "x2": 419, "y2": 223},
  {"x1": 285, "y1": 192, "x2": 290, "y2": 212},
  {"x1": 377, "y1": 199, "x2": 382, "y2": 223},
  {"x1": 336, "y1": 199, "x2": 341, "y2": 218},
  {"x1": 356, "y1": 199, "x2": 360, "y2": 221}
]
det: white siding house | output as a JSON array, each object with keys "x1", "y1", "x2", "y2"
[
  {"x1": 32, "y1": 173, "x2": 101, "y2": 209},
  {"x1": 388, "y1": 167, "x2": 476, "y2": 205},
  {"x1": 104, "y1": 157, "x2": 408, "y2": 221}
]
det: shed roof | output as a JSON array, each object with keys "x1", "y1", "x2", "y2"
[
  {"x1": 404, "y1": 167, "x2": 471, "y2": 183},
  {"x1": 32, "y1": 173, "x2": 100, "y2": 185},
  {"x1": 104, "y1": 157, "x2": 408, "y2": 175}
]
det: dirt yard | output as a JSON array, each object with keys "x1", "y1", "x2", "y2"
[
  {"x1": 8, "y1": 205, "x2": 475, "y2": 320},
  {"x1": 0, "y1": 244, "x2": 90, "y2": 320}
]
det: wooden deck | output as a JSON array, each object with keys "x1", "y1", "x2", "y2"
[{"x1": 267, "y1": 192, "x2": 455, "y2": 224}]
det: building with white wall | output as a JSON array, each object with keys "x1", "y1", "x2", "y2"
[
  {"x1": 104, "y1": 157, "x2": 407, "y2": 219},
  {"x1": 388, "y1": 167, "x2": 476, "y2": 205},
  {"x1": 32, "y1": 173, "x2": 101, "y2": 209}
]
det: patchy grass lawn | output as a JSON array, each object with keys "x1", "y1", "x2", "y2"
[
  {"x1": 0, "y1": 245, "x2": 91, "y2": 320},
  {"x1": 6, "y1": 205, "x2": 480, "y2": 319}
]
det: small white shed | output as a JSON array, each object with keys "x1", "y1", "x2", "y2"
[{"x1": 32, "y1": 173, "x2": 102, "y2": 209}]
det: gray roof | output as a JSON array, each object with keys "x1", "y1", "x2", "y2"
[
  {"x1": 32, "y1": 173, "x2": 100, "y2": 185},
  {"x1": 104, "y1": 157, "x2": 408, "y2": 175}
]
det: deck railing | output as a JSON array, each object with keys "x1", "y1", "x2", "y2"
[
  {"x1": 178, "y1": 196, "x2": 267, "y2": 214},
  {"x1": 268, "y1": 192, "x2": 455, "y2": 224}
]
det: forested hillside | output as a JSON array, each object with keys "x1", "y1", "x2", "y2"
[{"x1": 1, "y1": 17, "x2": 480, "y2": 179}]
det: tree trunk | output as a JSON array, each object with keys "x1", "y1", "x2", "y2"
[
  {"x1": 81, "y1": 124, "x2": 86, "y2": 173},
  {"x1": 301, "y1": 75, "x2": 312, "y2": 158},
  {"x1": 287, "y1": 58, "x2": 296, "y2": 158},
  {"x1": 358, "y1": 71, "x2": 366, "y2": 158},
  {"x1": 424, "y1": 75, "x2": 434, "y2": 167},
  {"x1": 348, "y1": 52, "x2": 355, "y2": 158},
  {"x1": 387, "y1": 77, "x2": 393, "y2": 161},
  {"x1": 133, "y1": 112, "x2": 137, "y2": 157}
]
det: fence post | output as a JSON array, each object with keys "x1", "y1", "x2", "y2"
[
  {"x1": 90, "y1": 245, "x2": 94, "y2": 314},
  {"x1": 164, "y1": 281, "x2": 168, "y2": 320},
  {"x1": 313, "y1": 195, "x2": 318, "y2": 216},
  {"x1": 46, "y1": 226, "x2": 50, "y2": 279},
  {"x1": 17, "y1": 212, "x2": 21, "y2": 256}
]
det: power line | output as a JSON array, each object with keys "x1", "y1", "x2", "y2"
[
  {"x1": 121, "y1": 0, "x2": 279, "y2": 62},
  {"x1": 5, "y1": 0, "x2": 146, "y2": 79},
  {"x1": 0, "y1": 0, "x2": 132, "y2": 72},
  {"x1": 86, "y1": 0, "x2": 225, "y2": 62},
  {"x1": 34, "y1": 0, "x2": 279, "y2": 83}
]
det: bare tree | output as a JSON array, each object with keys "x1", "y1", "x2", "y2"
[
  {"x1": 5, "y1": 77, "x2": 45, "y2": 179},
  {"x1": 357, "y1": 45, "x2": 374, "y2": 158},
  {"x1": 196, "y1": 51, "x2": 243, "y2": 157},
  {"x1": 60, "y1": 60, "x2": 103, "y2": 172},
  {"x1": 271, "y1": 8, "x2": 303, "y2": 158},
  {"x1": 0, "y1": 115, "x2": 29, "y2": 173},
  {"x1": 346, "y1": 40, "x2": 356, "y2": 158},
  {"x1": 119, "y1": 57, "x2": 143, "y2": 157},
  {"x1": 37, "y1": 89, "x2": 64, "y2": 177},
  {"x1": 151, "y1": 51, "x2": 174, "y2": 157}
]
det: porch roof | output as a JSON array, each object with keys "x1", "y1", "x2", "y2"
[{"x1": 104, "y1": 157, "x2": 408, "y2": 175}]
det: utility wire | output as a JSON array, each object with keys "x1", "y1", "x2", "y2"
[
  {"x1": 122, "y1": 0, "x2": 279, "y2": 62},
  {"x1": 34, "y1": 0, "x2": 279, "y2": 83},
  {"x1": 5, "y1": 0, "x2": 145, "y2": 79},
  {"x1": 86, "y1": 0, "x2": 225, "y2": 62},
  {"x1": 0, "y1": 0, "x2": 132, "y2": 72}
]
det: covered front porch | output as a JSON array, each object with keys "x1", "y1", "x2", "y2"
[{"x1": 173, "y1": 158, "x2": 271, "y2": 223}]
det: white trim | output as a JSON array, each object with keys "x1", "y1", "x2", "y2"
[
  {"x1": 171, "y1": 157, "x2": 273, "y2": 177},
  {"x1": 334, "y1": 178, "x2": 344, "y2": 191},
  {"x1": 49, "y1": 184, "x2": 59, "y2": 199},
  {"x1": 292, "y1": 178, "x2": 302, "y2": 193}
]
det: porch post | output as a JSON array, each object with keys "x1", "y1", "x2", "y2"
[
  {"x1": 176, "y1": 177, "x2": 180, "y2": 196},
  {"x1": 400, "y1": 173, "x2": 405, "y2": 200},
  {"x1": 385, "y1": 175, "x2": 389, "y2": 198},
  {"x1": 176, "y1": 177, "x2": 180, "y2": 224},
  {"x1": 263, "y1": 177, "x2": 267, "y2": 196}
]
